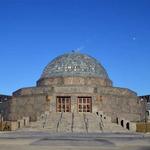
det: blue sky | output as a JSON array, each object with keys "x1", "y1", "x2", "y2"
[{"x1": 0, "y1": 0, "x2": 150, "y2": 96}]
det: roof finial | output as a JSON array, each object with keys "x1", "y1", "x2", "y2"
[{"x1": 76, "y1": 46, "x2": 84, "y2": 52}]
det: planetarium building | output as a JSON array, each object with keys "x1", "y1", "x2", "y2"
[{"x1": 1, "y1": 52, "x2": 145, "y2": 132}]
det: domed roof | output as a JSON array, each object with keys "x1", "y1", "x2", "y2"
[{"x1": 41, "y1": 52, "x2": 110, "y2": 79}]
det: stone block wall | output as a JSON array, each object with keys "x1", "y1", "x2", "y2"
[
  {"x1": 7, "y1": 78, "x2": 145, "y2": 124},
  {"x1": 0, "y1": 100, "x2": 11, "y2": 121},
  {"x1": 96, "y1": 86, "x2": 144, "y2": 122},
  {"x1": 10, "y1": 121, "x2": 18, "y2": 131},
  {"x1": 9, "y1": 94, "x2": 50, "y2": 121},
  {"x1": 37, "y1": 76, "x2": 112, "y2": 87}
]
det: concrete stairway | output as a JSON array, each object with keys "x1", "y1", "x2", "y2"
[
  {"x1": 97, "y1": 112, "x2": 130, "y2": 133},
  {"x1": 28, "y1": 112, "x2": 61, "y2": 132},
  {"x1": 73, "y1": 113, "x2": 86, "y2": 133},
  {"x1": 85, "y1": 113, "x2": 102, "y2": 133},
  {"x1": 58, "y1": 113, "x2": 72, "y2": 133},
  {"x1": 21, "y1": 112, "x2": 130, "y2": 133},
  {"x1": 102, "y1": 122, "x2": 130, "y2": 132},
  {"x1": 44, "y1": 112, "x2": 61, "y2": 132}
]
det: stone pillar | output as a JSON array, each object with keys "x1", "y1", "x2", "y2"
[
  {"x1": 92, "y1": 96, "x2": 99, "y2": 113},
  {"x1": 50, "y1": 95, "x2": 56, "y2": 112}
]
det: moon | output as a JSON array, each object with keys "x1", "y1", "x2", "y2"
[{"x1": 132, "y1": 37, "x2": 136, "y2": 41}]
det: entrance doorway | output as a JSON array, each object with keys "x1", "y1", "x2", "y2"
[
  {"x1": 77, "y1": 97, "x2": 92, "y2": 112},
  {"x1": 56, "y1": 96, "x2": 71, "y2": 112}
]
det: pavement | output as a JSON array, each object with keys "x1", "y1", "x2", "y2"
[{"x1": 0, "y1": 131, "x2": 150, "y2": 150}]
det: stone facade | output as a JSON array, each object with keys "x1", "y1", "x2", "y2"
[
  {"x1": 8, "y1": 80, "x2": 145, "y2": 122},
  {"x1": 1, "y1": 52, "x2": 145, "y2": 127},
  {"x1": 139, "y1": 95, "x2": 150, "y2": 122},
  {"x1": 0, "y1": 95, "x2": 11, "y2": 120},
  {"x1": 37, "y1": 76, "x2": 112, "y2": 87}
]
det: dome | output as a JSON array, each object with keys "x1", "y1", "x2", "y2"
[{"x1": 41, "y1": 52, "x2": 110, "y2": 80}]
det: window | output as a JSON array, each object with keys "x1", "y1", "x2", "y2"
[
  {"x1": 56, "y1": 96, "x2": 71, "y2": 112},
  {"x1": 77, "y1": 97, "x2": 92, "y2": 112}
]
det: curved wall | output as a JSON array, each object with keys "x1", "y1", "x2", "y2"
[{"x1": 37, "y1": 76, "x2": 113, "y2": 87}]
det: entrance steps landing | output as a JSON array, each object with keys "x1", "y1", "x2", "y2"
[{"x1": 19, "y1": 112, "x2": 130, "y2": 133}]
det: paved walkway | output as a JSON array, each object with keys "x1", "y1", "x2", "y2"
[{"x1": 0, "y1": 131, "x2": 150, "y2": 150}]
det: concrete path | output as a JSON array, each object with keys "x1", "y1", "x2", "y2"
[{"x1": 0, "y1": 131, "x2": 150, "y2": 150}]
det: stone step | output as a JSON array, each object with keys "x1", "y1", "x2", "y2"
[
  {"x1": 20, "y1": 112, "x2": 131, "y2": 133},
  {"x1": 58, "y1": 113, "x2": 72, "y2": 132},
  {"x1": 73, "y1": 113, "x2": 86, "y2": 133},
  {"x1": 103, "y1": 123, "x2": 130, "y2": 132},
  {"x1": 85, "y1": 113, "x2": 102, "y2": 133}
]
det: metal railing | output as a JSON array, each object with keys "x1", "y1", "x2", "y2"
[
  {"x1": 42, "y1": 113, "x2": 48, "y2": 128},
  {"x1": 83, "y1": 113, "x2": 89, "y2": 133},
  {"x1": 56, "y1": 112, "x2": 63, "y2": 132},
  {"x1": 71, "y1": 112, "x2": 74, "y2": 133},
  {"x1": 98, "y1": 114, "x2": 104, "y2": 131}
]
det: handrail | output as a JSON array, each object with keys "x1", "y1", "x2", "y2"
[
  {"x1": 56, "y1": 121, "x2": 59, "y2": 132},
  {"x1": 71, "y1": 112, "x2": 74, "y2": 133},
  {"x1": 56, "y1": 112, "x2": 63, "y2": 132},
  {"x1": 42, "y1": 113, "x2": 47, "y2": 128},
  {"x1": 99, "y1": 115, "x2": 104, "y2": 131},
  {"x1": 83, "y1": 113, "x2": 88, "y2": 133}
]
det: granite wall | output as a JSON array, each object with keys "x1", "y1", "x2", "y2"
[
  {"x1": 8, "y1": 81, "x2": 145, "y2": 123},
  {"x1": 9, "y1": 94, "x2": 50, "y2": 121},
  {"x1": 37, "y1": 76, "x2": 112, "y2": 87}
]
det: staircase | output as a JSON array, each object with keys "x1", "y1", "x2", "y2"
[
  {"x1": 84, "y1": 113, "x2": 102, "y2": 133},
  {"x1": 29, "y1": 112, "x2": 61, "y2": 132},
  {"x1": 58, "y1": 113, "x2": 72, "y2": 133},
  {"x1": 103, "y1": 122, "x2": 130, "y2": 132},
  {"x1": 21, "y1": 112, "x2": 130, "y2": 133},
  {"x1": 45, "y1": 112, "x2": 62, "y2": 132},
  {"x1": 73, "y1": 113, "x2": 86, "y2": 133}
]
